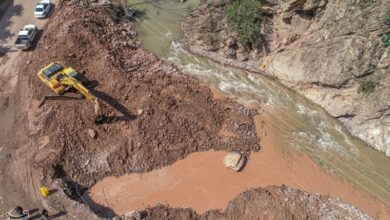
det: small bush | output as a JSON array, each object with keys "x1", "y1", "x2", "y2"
[
  {"x1": 382, "y1": 33, "x2": 390, "y2": 46},
  {"x1": 186, "y1": 5, "x2": 193, "y2": 13},
  {"x1": 225, "y1": 0, "x2": 262, "y2": 46},
  {"x1": 358, "y1": 80, "x2": 377, "y2": 95},
  {"x1": 386, "y1": 8, "x2": 390, "y2": 24},
  {"x1": 199, "y1": 0, "x2": 208, "y2": 5}
]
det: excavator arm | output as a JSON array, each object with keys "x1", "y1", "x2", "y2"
[{"x1": 59, "y1": 77, "x2": 104, "y2": 124}]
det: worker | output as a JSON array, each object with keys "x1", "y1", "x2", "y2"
[
  {"x1": 5, "y1": 206, "x2": 29, "y2": 220},
  {"x1": 40, "y1": 186, "x2": 49, "y2": 197}
]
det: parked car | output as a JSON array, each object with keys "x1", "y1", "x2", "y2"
[
  {"x1": 34, "y1": 0, "x2": 52, "y2": 19},
  {"x1": 15, "y1": 24, "x2": 38, "y2": 50}
]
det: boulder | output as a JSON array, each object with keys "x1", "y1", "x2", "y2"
[{"x1": 223, "y1": 152, "x2": 245, "y2": 171}]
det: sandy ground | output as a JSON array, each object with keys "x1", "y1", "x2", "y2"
[{"x1": 89, "y1": 94, "x2": 390, "y2": 219}]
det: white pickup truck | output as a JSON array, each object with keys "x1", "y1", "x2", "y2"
[
  {"x1": 14, "y1": 25, "x2": 38, "y2": 50},
  {"x1": 34, "y1": 0, "x2": 52, "y2": 19}
]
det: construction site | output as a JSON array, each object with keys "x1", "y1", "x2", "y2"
[{"x1": 1, "y1": 0, "x2": 390, "y2": 219}]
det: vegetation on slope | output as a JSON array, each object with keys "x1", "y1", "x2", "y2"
[
  {"x1": 358, "y1": 80, "x2": 377, "y2": 95},
  {"x1": 225, "y1": 0, "x2": 262, "y2": 46}
]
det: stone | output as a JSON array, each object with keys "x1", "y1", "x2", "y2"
[
  {"x1": 236, "y1": 50, "x2": 249, "y2": 61},
  {"x1": 225, "y1": 48, "x2": 236, "y2": 59},
  {"x1": 137, "y1": 109, "x2": 143, "y2": 115},
  {"x1": 125, "y1": 210, "x2": 141, "y2": 220},
  {"x1": 223, "y1": 152, "x2": 245, "y2": 171},
  {"x1": 88, "y1": 129, "x2": 97, "y2": 139},
  {"x1": 226, "y1": 37, "x2": 236, "y2": 47}
]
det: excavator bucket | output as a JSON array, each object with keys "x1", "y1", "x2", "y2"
[{"x1": 38, "y1": 95, "x2": 82, "y2": 108}]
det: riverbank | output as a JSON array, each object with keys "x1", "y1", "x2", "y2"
[
  {"x1": 128, "y1": 0, "x2": 390, "y2": 217},
  {"x1": 88, "y1": 103, "x2": 390, "y2": 218},
  {"x1": 3, "y1": 0, "x2": 386, "y2": 219},
  {"x1": 183, "y1": 43, "x2": 261, "y2": 74},
  {"x1": 181, "y1": 0, "x2": 390, "y2": 156}
]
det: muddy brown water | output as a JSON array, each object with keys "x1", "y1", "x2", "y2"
[
  {"x1": 89, "y1": 115, "x2": 390, "y2": 218},
  {"x1": 88, "y1": 0, "x2": 390, "y2": 218}
]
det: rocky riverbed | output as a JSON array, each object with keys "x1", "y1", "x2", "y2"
[{"x1": 182, "y1": 0, "x2": 390, "y2": 156}]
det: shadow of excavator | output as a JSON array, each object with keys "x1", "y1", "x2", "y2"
[{"x1": 91, "y1": 89, "x2": 137, "y2": 124}]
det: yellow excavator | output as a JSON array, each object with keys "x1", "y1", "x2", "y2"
[{"x1": 37, "y1": 63, "x2": 104, "y2": 123}]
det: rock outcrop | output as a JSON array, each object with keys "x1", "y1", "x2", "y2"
[{"x1": 182, "y1": 0, "x2": 390, "y2": 156}]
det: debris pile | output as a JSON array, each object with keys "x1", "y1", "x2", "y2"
[
  {"x1": 20, "y1": 2, "x2": 372, "y2": 219},
  {"x1": 143, "y1": 186, "x2": 372, "y2": 220},
  {"x1": 25, "y1": 2, "x2": 260, "y2": 188}
]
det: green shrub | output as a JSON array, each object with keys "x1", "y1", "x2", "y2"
[
  {"x1": 358, "y1": 80, "x2": 377, "y2": 95},
  {"x1": 225, "y1": 0, "x2": 262, "y2": 46},
  {"x1": 186, "y1": 5, "x2": 193, "y2": 13},
  {"x1": 386, "y1": 8, "x2": 390, "y2": 24},
  {"x1": 382, "y1": 33, "x2": 390, "y2": 46},
  {"x1": 199, "y1": 0, "x2": 208, "y2": 5}
]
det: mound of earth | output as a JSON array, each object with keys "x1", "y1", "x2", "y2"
[
  {"x1": 142, "y1": 186, "x2": 371, "y2": 220},
  {"x1": 24, "y1": 1, "x2": 259, "y2": 188}
]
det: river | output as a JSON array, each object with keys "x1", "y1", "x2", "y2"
[{"x1": 88, "y1": 0, "x2": 390, "y2": 217}]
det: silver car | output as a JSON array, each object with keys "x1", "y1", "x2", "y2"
[{"x1": 34, "y1": 0, "x2": 52, "y2": 19}]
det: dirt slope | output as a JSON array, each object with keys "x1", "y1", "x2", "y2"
[
  {"x1": 143, "y1": 186, "x2": 371, "y2": 220},
  {"x1": 25, "y1": 1, "x2": 259, "y2": 188}
]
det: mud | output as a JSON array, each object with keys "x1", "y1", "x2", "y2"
[{"x1": 24, "y1": 2, "x2": 259, "y2": 188}]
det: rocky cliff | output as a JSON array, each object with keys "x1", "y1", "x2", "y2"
[{"x1": 182, "y1": 0, "x2": 390, "y2": 156}]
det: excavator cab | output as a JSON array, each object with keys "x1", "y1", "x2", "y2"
[
  {"x1": 38, "y1": 63, "x2": 105, "y2": 124},
  {"x1": 42, "y1": 63, "x2": 62, "y2": 78}
]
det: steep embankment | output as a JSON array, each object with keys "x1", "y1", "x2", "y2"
[{"x1": 182, "y1": 0, "x2": 390, "y2": 156}]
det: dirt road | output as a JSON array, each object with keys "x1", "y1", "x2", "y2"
[
  {"x1": 0, "y1": 0, "x2": 48, "y2": 93},
  {"x1": 0, "y1": 0, "x2": 53, "y2": 218}
]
